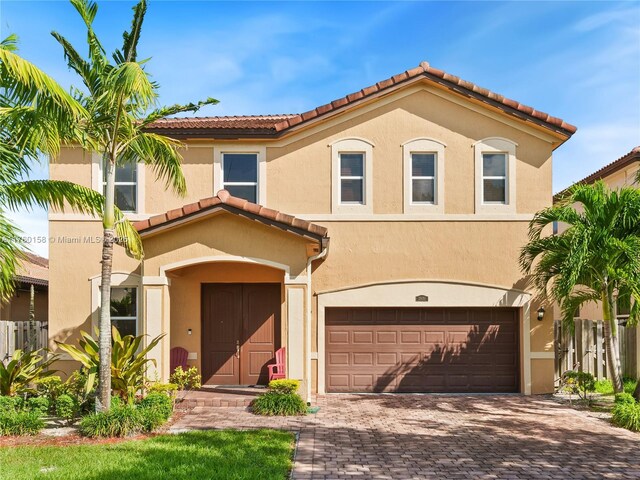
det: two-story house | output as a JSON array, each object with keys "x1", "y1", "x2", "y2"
[{"x1": 48, "y1": 62, "x2": 576, "y2": 398}]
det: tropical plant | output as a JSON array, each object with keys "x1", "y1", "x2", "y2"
[
  {"x1": 0, "y1": 35, "x2": 140, "y2": 304},
  {"x1": 56, "y1": 327, "x2": 164, "y2": 404},
  {"x1": 55, "y1": 394, "x2": 80, "y2": 423},
  {"x1": 50, "y1": 0, "x2": 217, "y2": 411},
  {"x1": 612, "y1": 401, "x2": 640, "y2": 432},
  {"x1": 0, "y1": 349, "x2": 57, "y2": 396},
  {"x1": 521, "y1": 182, "x2": 640, "y2": 393},
  {"x1": 169, "y1": 366, "x2": 201, "y2": 391},
  {"x1": 251, "y1": 379, "x2": 307, "y2": 416}
]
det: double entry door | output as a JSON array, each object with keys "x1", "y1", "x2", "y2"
[{"x1": 201, "y1": 283, "x2": 281, "y2": 385}]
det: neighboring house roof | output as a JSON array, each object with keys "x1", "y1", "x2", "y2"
[
  {"x1": 133, "y1": 190, "x2": 329, "y2": 244},
  {"x1": 15, "y1": 252, "x2": 49, "y2": 287},
  {"x1": 145, "y1": 61, "x2": 576, "y2": 140},
  {"x1": 554, "y1": 146, "x2": 640, "y2": 201}
]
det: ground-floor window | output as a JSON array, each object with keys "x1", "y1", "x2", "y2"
[{"x1": 110, "y1": 287, "x2": 137, "y2": 337}]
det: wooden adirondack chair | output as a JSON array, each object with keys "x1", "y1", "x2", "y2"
[
  {"x1": 170, "y1": 347, "x2": 189, "y2": 374},
  {"x1": 268, "y1": 347, "x2": 286, "y2": 381}
]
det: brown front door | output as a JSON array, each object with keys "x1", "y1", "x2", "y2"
[
  {"x1": 202, "y1": 283, "x2": 280, "y2": 385},
  {"x1": 326, "y1": 307, "x2": 519, "y2": 393}
]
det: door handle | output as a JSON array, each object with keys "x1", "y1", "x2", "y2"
[{"x1": 235, "y1": 340, "x2": 240, "y2": 358}]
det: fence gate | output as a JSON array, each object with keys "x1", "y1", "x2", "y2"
[
  {"x1": 554, "y1": 319, "x2": 637, "y2": 384},
  {"x1": 0, "y1": 320, "x2": 48, "y2": 362}
]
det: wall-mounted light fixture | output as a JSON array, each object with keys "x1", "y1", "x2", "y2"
[
  {"x1": 537, "y1": 307, "x2": 545, "y2": 322},
  {"x1": 187, "y1": 328, "x2": 192, "y2": 335}
]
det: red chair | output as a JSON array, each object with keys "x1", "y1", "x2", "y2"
[
  {"x1": 268, "y1": 347, "x2": 286, "y2": 381},
  {"x1": 170, "y1": 347, "x2": 189, "y2": 374}
]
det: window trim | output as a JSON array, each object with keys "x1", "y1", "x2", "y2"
[
  {"x1": 213, "y1": 145, "x2": 266, "y2": 205},
  {"x1": 402, "y1": 138, "x2": 445, "y2": 214},
  {"x1": 474, "y1": 137, "x2": 517, "y2": 214},
  {"x1": 331, "y1": 138, "x2": 373, "y2": 214}
]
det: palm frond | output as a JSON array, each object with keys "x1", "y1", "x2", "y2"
[
  {"x1": 140, "y1": 98, "x2": 219, "y2": 128},
  {"x1": 113, "y1": 0, "x2": 147, "y2": 64},
  {"x1": 121, "y1": 132, "x2": 186, "y2": 195},
  {"x1": 0, "y1": 214, "x2": 26, "y2": 302}
]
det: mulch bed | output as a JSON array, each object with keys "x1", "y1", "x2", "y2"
[{"x1": 0, "y1": 409, "x2": 189, "y2": 448}]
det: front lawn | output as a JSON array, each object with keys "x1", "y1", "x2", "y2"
[{"x1": 0, "y1": 430, "x2": 294, "y2": 480}]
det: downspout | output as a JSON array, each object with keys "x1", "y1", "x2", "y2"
[{"x1": 305, "y1": 238, "x2": 329, "y2": 402}]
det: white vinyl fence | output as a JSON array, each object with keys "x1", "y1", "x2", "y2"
[{"x1": 0, "y1": 320, "x2": 48, "y2": 362}]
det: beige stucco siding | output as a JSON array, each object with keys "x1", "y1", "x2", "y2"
[
  {"x1": 311, "y1": 221, "x2": 530, "y2": 292},
  {"x1": 50, "y1": 147, "x2": 93, "y2": 190},
  {"x1": 267, "y1": 88, "x2": 554, "y2": 215}
]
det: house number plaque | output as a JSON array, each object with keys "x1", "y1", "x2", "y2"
[{"x1": 415, "y1": 295, "x2": 429, "y2": 302}]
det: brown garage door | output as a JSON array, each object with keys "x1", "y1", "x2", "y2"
[{"x1": 325, "y1": 307, "x2": 519, "y2": 393}]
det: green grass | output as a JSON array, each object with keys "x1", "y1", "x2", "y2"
[
  {"x1": 594, "y1": 377, "x2": 638, "y2": 396},
  {"x1": 0, "y1": 430, "x2": 294, "y2": 480}
]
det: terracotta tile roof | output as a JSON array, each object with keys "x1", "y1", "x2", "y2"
[
  {"x1": 145, "y1": 62, "x2": 576, "y2": 139},
  {"x1": 15, "y1": 252, "x2": 49, "y2": 286},
  {"x1": 134, "y1": 190, "x2": 329, "y2": 241},
  {"x1": 147, "y1": 114, "x2": 297, "y2": 131},
  {"x1": 273, "y1": 62, "x2": 576, "y2": 136},
  {"x1": 554, "y1": 146, "x2": 640, "y2": 201}
]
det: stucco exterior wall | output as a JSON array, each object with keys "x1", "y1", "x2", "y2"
[{"x1": 48, "y1": 80, "x2": 563, "y2": 393}]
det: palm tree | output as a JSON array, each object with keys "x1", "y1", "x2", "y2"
[
  {"x1": 520, "y1": 181, "x2": 640, "y2": 393},
  {"x1": 0, "y1": 35, "x2": 140, "y2": 304},
  {"x1": 52, "y1": 0, "x2": 218, "y2": 411}
]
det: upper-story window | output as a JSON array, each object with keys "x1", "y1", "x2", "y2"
[
  {"x1": 214, "y1": 146, "x2": 266, "y2": 205},
  {"x1": 104, "y1": 162, "x2": 137, "y2": 212},
  {"x1": 331, "y1": 138, "x2": 374, "y2": 214},
  {"x1": 474, "y1": 137, "x2": 517, "y2": 214},
  {"x1": 222, "y1": 153, "x2": 258, "y2": 203},
  {"x1": 482, "y1": 153, "x2": 508, "y2": 204},
  {"x1": 339, "y1": 153, "x2": 365, "y2": 204},
  {"x1": 403, "y1": 138, "x2": 445, "y2": 214}
]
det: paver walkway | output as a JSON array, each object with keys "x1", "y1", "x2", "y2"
[{"x1": 171, "y1": 394, "x2": 640, "y2": 479}]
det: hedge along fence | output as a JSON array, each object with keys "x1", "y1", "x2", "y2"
[
  {"x1": 554, "y1": 319, "x2": 637, "y2": 384},
  {"x1": 0, "y1": 321, "x2": 48, "y2": 362}
]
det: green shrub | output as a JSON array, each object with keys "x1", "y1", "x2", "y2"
[
  {"x1": 560, "y1": 370, "x2": 596, "y2": 400},
  {"x1": 137, "y1": 407, "x2": 166, "y2": 432},
  {"x1": 0, "y1": 409, "x2": 44, "y2": 436},
  {"x1": 615, "y1": 393, "x2": 636, "y2": 405},
  {"x1": 36, "y1": 376, "x2": 65, "y2": 402},
  {"x1": 268, "y1": 379, "x2": 299, "y2": 394},
  {"x1": 79, "y1": 405, "x2": 143, "y2": 438},
  {"x1": 169, "y1": 366, "x2": 201, "y2": 391},
  {"x1": 0, "y1": 395, "x2": 20, "y2": 412},
  {"x1": 612, "y1": 402, "x2": 640, "y2": 431},
  {"x1": 140, "y1": 392, "x2": 173, "y2": 419},
  {"x1": 148, "y1": 382, "x2": 178, "y2": 397},
  {"x1": 251, "y1": 392, "x2": 307, "y2": 416},
  {"x1": 55, "y1": 394, "x2": 79, "y2": 421},
  {"x1": 593, "y1": 377, "x2": 637, "y2": 395},
  {"x1": 26, "y1": 396, "x2": 50, "y2": 414}
]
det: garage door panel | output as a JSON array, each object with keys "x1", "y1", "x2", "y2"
[{"x1": 326, "y1": 307, "x2": 519, "y2": 393}]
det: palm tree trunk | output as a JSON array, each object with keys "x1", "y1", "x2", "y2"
[
  {"x1": 97, "y1": 156, "x2": 116, "y2": 412},
  {"x1": 28, "y1": 283, "x2": 35, "y2": 351},
  {"x1": 602, "y1": 290, "x2": 623, "y2": 392}
]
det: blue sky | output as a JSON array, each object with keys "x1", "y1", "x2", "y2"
[{"x1": 1, "y1": 0, "x2": 639, "y2": 257}]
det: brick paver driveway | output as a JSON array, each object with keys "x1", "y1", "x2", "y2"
[{"x1": 171, "y1": 395, "x2": 640, "y2": 479}]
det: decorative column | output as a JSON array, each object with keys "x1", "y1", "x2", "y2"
[{"x1": 142, "y1": 276, "x2": 171, "y2": 381}]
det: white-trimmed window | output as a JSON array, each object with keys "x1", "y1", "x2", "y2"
[
  {"x1": 213, "y1": 145, "x2": 266, "y2": 204},
  {"x1": 482, "y1": 153, "x2": 507, "y2": 204},
  {"x1": 339, "y1": 153, "x2": 365, "y2": 204},
  {"x1": 331, "y1": 138, "x2": 373, "y2": 213},
  {"x1": 110, "y1": 287, "x2": 137, "y2": 337},
  {"x1": 403, "y1": 138, "x2": 445, "y2": 213},
  {"x1": 222, "y1": 153, "x2": 258, "y2": 203},
  {"x1": 474, "y1": 137, "x2": 517, "y2": 213},
  {"x1": 103, "y1": 162, "x2": 138, "y2": 212}
]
